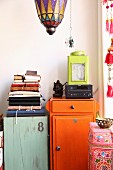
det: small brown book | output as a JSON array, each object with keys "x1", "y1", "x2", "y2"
[
  {"x1": 14, "y1": 74, "x2": 24, "y2": 80},
  {"x1": 25, "y1": 70, "x2": 37, "y2": 75}
]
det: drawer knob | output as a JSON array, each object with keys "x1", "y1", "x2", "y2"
[
  {"x1": 71, "y1": 105, "x2": 75, "y2": 109},
  {"x1": 56, "y1": 146, "x2": 61, "y2": 151}
]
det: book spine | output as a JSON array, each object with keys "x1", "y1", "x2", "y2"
[
  {"x1": 10, "y1": 86, "x2": 40, "y2": 92},
  {"x1": 25, "y1": 83, "x2": 40, "y2": 87},
  {"x1": 14, "y1": 75, "x2": 24, "y2": 80},
  {"x1": 8, "y1": 106, "x2": 41, "y2": 110},
  {"x1": 11, "y1": 83, "x2": 25, "y2": 87},
  {"x1": 11, "y1": 83, "x2": 40, "y2": 87}
]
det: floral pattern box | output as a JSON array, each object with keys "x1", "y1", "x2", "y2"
[{"x1": 88, "y1": 122, "x2": 113, "y2": 170}]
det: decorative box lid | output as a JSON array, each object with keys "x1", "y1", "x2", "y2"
[
  {"x1": 88, "y1": 122, "x2": 113, "y2": 145},
  {"x1": 70, "y1": 50, "x2": 85, "y2": 56}
]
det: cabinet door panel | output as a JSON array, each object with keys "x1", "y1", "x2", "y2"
[
  {"x1": 4, "y1": 117, "x2": 48, "y2": 170},
  {"x1": 53, "y1": 115, "x2": 92, "y2": 170}
]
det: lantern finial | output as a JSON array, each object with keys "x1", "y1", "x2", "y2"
[{"x1": 46, "y1": 27, "x2": 56, "y2": 35}]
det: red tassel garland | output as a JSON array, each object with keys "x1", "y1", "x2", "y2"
[
  {"x1": 107, "y1": 85, "x2": 113, "y2": 97},
  {"x1": 105, "y1": 38, "x2": 113, "y2": 98},
  {"x1": 106, "y1": 3, "x2": 109, "y2": 32},
  {"x1": 105, "y1": 52, "x2": 113, "y2": 64},
  {"x1": 110, "y1": 19, "x2": 113, "y2": 34},
  {"x1": 106, "y1": 19, "x2": 109, "y2": 32},
  {"x1": 103, "y1": 0, "x2": 107, "y2": 5}
]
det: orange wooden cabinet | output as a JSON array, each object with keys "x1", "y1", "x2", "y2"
[{"x1": 46, "y1": 97, "x2": 99, "y2": 170}]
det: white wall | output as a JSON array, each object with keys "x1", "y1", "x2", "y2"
[{"x1": 0, "y1": 0, "x2": 98, "y2": 114}]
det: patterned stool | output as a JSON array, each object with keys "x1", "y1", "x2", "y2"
[{"x1": 88, "y1": 122, "x2": 113, "y2": 170}]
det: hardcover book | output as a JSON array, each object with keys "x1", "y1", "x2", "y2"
[
  {"x1": 24, "y1": 79, "x2": 40, "y2": 83},
  {"x1": 8, "y1": 101, "x2": 41, "y2": 106},
  {"x1": 10, "y1": 86, "x2": 40, "y2": 92},
  {"x1": 8, "y1": 96, "x2": 40, "y2": 101},
  {"x1": 25, "y1": 70, "x2": 37, "y2": 75},
  {"x1": 8, "y1": 105, "x2": 42, "y2": 110},
  {"x1": 25, "y1": 83, "x2": 40, "y2": 87},
  {"x1": 8, "y1": 91, "x2": 41, "y2": 97},
  {"x1": 14, "y1": 79, "x2": 24, "y2": 83},
  {"x1": 14, "y1": 74, "x2": 24, "y2": 80},
  {"x1": 11, "y1": 82, "x2": 40, "y2": 87},
  {"x1": 6, "y1": 107, "x2": 47, "y2": 117},
  {"x1": 24, "y1": 74, "x2": 41, "y2": 83},
  {"x1": 24, "y1": 75, "x2": 41, "y2": 80},
  {"x1": 11, "y1": 83, "x2": 25, "y2": 87}
]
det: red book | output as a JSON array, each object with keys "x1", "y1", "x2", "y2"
[
  {"x1": 10, "y1": 86, "x2": 40, "y2": 92},
  {"x1": 25, "y1": 82, "x2": 40, "y2": 87},
  {"x1": 11, "y1": 83, "x2": 25, "y2": 87}
]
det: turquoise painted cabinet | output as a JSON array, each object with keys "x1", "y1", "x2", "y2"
[{"x1": 4, "y1": 116, "x2": 48, "y2": 170}]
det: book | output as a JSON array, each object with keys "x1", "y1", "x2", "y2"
[
  {"x1": 8, "y1": 94, "x2": 41, "y2": 97},
  {"x1": 24, "y1": 79, "x2": 40, "y2": 83},
  {"x1": 8, "y1": 91, "x2": 41, "y2": 97},
  {"x1": 25, "y1": 82, "x2": 40, "y2": 87},
  {"x1": 14, "y1": 79, "x2": 24, "y2": 83},
  {"x1": 25, "y1": 70, "x2": 37, "y2": 75},
  {"x1": 8, "y1": 105, "x2": 42, "y2": 110},
  {"x1": 24, "y1": 75, "x2": 41, "y2": 81},
  {"x1": 9, "y1": 91, "x2": 40, "y2": 95},
  {"x1": 8, "y1": 101, "x2": 41, "y2": 106},
  {"x1": 6, "y1": 108, "x2": 47, "y2": 117},
  {"x1": 11, "y1": 83, "x2": 25, "y2": 87},
  {"x1": 10, "y1": 86, "x2": 40, "y2": 92},
  {"x1": 8, "y1": 96, "x2": 40, "y2": 101},
  {"x1": 11, "y1": 82, "x2": 40, "y2": 87},
  {"x1": 14, "y1": 74, "x2": 24, "y2": 80}
]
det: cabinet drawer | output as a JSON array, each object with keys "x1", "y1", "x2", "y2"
[{"x1": 52, "y1": 101, "x2": 94, "y2": 113}]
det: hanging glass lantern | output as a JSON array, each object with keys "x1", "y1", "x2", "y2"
[{"x1": 35, "y1": 0, "x2": 68, "y2": 35}]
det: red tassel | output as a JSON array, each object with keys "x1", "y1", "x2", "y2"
[
  {"x1": 107, "y1": 85, "x2": 113, "y2": 97},
  {"x1": 103, "y1": 0, "x2": 107, "y2": 5},
  {"x1": 105, "y1": 52, "x2": 113, "y2": 64},
  {"x1": 110, "y1": 19, "x2": 113, "y2": 34},
  {"x1": 106, "y1": 19, "x2": 109, "y2": 32}
]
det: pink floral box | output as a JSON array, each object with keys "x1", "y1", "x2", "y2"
[
  {"x1": 88, "y1": 122, "x2": 113, "y2": 170},
  {"x1": 88, "y1": 145, "x2": 113, "y2": 170},
  {"x1": 88, "y1": 122, "x2": 113, "y2": 145}
]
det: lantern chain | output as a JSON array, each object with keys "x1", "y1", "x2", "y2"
[
  {"x1": 69, "y1": 0, "x2": 74, "y2": 47},
  {"x1": 65, "y1": 0, "x2": 74, "y2": 47},
  {"x1": 70, "y1": 0, "x2": 72, "y2": 37}
]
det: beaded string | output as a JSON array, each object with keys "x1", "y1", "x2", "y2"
[
  {"x1": 105, "y1": 38, "x2": 113, "y2": 97},
  {"x1": 110, "y1": 1, "x2": 113, "y2": 35},
  {"x1": 103, "y1": 1, "x2": 113, "y2": 97},
  {"x1": 106, "y1": 0, "x2": 109, "y2": 32}
]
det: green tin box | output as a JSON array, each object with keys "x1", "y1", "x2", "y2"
[{"x1": 68, "y1": 50, "x2": 89, "y2": 85}]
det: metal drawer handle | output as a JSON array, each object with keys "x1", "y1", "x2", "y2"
[
  {"x1": 56, "y1": 146, "x2": 61, "y2": 151},
  {"x1": 70, "y1": 105, "x2": 75, "y2": 109}
]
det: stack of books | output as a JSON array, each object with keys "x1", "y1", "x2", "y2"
[{"x1": 7, "y1": 70, "x2": 42, "y2": 116}]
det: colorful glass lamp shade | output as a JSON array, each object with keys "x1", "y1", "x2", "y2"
[{"x1": 35, "y1": 0, "x2": 68, "y2": 35}]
